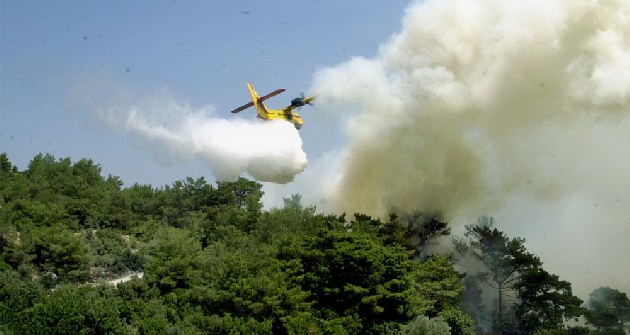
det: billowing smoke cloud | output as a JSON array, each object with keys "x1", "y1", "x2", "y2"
[
  {"x1": 98, "y1": 93, "x2": 307, "y2": 184},
  {"x1": 312, "y1": 0, "x2": 630, "y2": 296}
]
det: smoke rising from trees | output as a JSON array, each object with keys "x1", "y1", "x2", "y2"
[{"x1": 311, "y1": 0, "x2": 630, "y2": 296}]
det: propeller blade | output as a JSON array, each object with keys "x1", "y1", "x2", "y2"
[
  {"x1": 303, "y1": 96, "x2": 315, "y2": 106},
  {"x1": 230, "y1": 101, "x2": 254, "y2": 113}
]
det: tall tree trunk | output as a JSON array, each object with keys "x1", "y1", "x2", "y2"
[{"x1": 498, "y1": 283, "x2": 503, "y2": 331}]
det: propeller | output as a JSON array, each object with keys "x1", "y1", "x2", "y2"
[{"x1": 290, "y1": 92, "x2": 314, "y2": 110}]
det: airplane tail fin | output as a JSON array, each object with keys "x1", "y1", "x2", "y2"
[
  {"x1": 247, "y1": 83, "x2": 260, "y2": 101},
  {"x1": 247, "y1": 83, "x2": 268, "y2": 116},
  {"x1": 230, "y1": 83, "x2": 285, "y2": 115},
  {"x1": 247, "y1": 83, "x2": 286, "y2": 116}
]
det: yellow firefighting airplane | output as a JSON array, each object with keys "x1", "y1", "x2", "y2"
[{"x1": 230, "y1": 83, "x2": 315, "y2": 129}]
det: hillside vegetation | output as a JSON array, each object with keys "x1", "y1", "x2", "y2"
[{"x1": 1, "y1": 153, "x2": 627, "y2": 334}]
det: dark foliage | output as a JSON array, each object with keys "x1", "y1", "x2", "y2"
[{"x1": 0, "y1": 153, "x2": 473, "y2": 334}]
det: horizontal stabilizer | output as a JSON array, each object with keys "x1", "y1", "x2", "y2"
[
  {"x1": 230, "y1": 88, "x2": 285, "y2": 113},
  {"x1": 230, "y1": 101, "x2": 255, "y2": 114},
  {"x1": 258, "y1": 88, "x2": 285, "y2": 102}
]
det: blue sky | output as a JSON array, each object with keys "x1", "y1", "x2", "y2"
[{"x1": 1, "y1": 0, "x2": 410, "y2": 187}]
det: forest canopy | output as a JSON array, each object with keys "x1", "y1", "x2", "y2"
[{"x1": 0, "y1": 153, "x2": 626, "y2": 335}]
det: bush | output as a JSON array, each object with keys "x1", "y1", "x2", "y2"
[{"x1": 401, "y1": 315, "x2": 451, "y2": 335}]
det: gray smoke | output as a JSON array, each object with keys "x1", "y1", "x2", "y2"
[{"x1": 311, "y1": 0, "x2": 630, "y2": 296}]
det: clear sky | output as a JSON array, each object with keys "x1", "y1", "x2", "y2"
[{"x1": 1, "y1": 0, "x2": 411, "y2": 187}]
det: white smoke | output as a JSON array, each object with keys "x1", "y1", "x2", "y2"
[
  {"x1": 98, "y1": 93, "x2": 307, "y2": 184},
  {"x1": 311, "y1": 0, "x2": 630, "y2": 296}
]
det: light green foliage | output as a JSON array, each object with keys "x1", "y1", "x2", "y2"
[
  {"x1": 22, "y1": 224, "x2": 92, "y2": 284},
  {"x1": 212, "y1": 177, "x2": 264, "y2": 230},
  {"x1": 3, "y1": 282, "x2": 129, "y2": 335},
  {"x1": 437, "y1": 308, "x2": 476, "y2": 335},
  {"x1": 401, "y1": 315, "x2": 451, "y2": 335},
  {"x1": 22, "y1": 154, "x2": 123, "y2": 228},
  {"x1": 7, "y1": 199, "x2": 69, "y2": 228},
  {"x1": 191, "y1": 226, "x2": 316, "y2": 334},
  {"x1": 87, "y1": 228, "x2": 142, "y2": 277},
  {"x1": 21, "y1": 286, "x2": 129, "y2": 334},
  {"x1": 143, "y1": 227, "x2": 203, "y2": 292},
  {"x1": 254, "y1": 193, "x2": 319, "y2": 243},
  {"x1": 411, "y1": 255, "x2": 465, "y2": 314}
]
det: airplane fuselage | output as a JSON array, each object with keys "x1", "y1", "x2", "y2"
[{"x1": 247, "y1": 83, "x2": 304, "y2": 129}]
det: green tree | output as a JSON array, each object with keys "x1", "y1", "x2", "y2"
[
  {"x1": 350, "y1": 212, "x2": 449, "y2": 257},
  {"x1": 13, "y1": 153, "x2": 125, "y2": 229},
  {"x1": 396, "y1": 211, "x2": 450, "y2": 258},
  {"x1": 437, "y1": 308, "x2": 476, "y2": 335},
  {"x1": 0, "y1": 153, "x2": 484, "y2": 334},
  {"x1": 585, "y1": 287, "x2": 630, "y2": 333},
  {"x1": 194, "y1": 233, "x2": 316, "y2": 334},
  {"x1": 123, "y1": 183, "x2": 159, "y2": 220},
  {"x1": 214, "y1": 177, "x2": 264, "y2": 230},
  {"x1": 156, "y1": 178, "x2": 201, "y2": 227},
  {"x1": 0, "y1": 153, "x2": 16, "y2": 173},
  {"x1": 400, "y1": 315, "x2": 451, "y2": 335},
  {"x1": 464, "y1": 216, "x2": 541, "y2": 330},
  {"x1": 460, "y1": 216, "x2": 582, "y2": 334},
  {"x1": 0, "y1": 270, "x2": 45, "y2": 330},
  {"x1": 215, "y1": 177, "x2": 263, "y2": 210},
  {"x1": 0, "y1": 154, "x2": 27, "y2": 205},
  {"x1": 193, "y1": 178, "x2": 265, "y2": 248},
  {"x1": 11, "y1": 285, "x2": 130, "y2": 335},
  {"x1": 25, "y1": 153, "x2": 69, "y2": 202},
  {"x1": 514, "y1": 268, "x2": 584, "y2": 333},
  {"x1": 86, "y1": 228, "x2": 142, "y2": 277},
  {"x1": 142, "y1": 227, "x2": 203, "y2": 293},
  {"x1": 286, "y1": 223, "x2": 466, "y2": 334},
  {"x1": 22, "y1": 224, "x2": 92, "y2": 285},
  {"x1": 253, "y1": 193, "x2": 319, "y2": 244}
]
